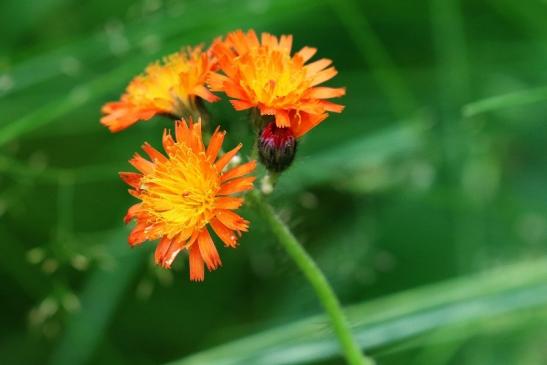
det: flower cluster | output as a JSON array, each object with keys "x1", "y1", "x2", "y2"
[{"x1": 102, "y1": 30, "x2": 345, "y2": 281}]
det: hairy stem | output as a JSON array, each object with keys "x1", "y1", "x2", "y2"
[{"x1": 248, "y1": 190, "x2": 374, "y2": 365}]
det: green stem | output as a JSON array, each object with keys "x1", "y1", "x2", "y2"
[{"x1": 248, "y1": 190, "x2": 374, "y2": 365}]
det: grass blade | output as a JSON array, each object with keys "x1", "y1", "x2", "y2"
[
  {"x1": 463, "y1": 86, "x2": 547, "y2": 117},
  {"x1": 164, "y1": 257, "x2": 547, "y2": 365}
]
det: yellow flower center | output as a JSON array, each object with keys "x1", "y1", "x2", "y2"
[
  {"x1": 140, "y1": 143, "x2": 220, "y2": 238},
  {"x1": 240, "y1": 49, "x2": 309, "y2": 108},
  {"x1": 127, "y1": 51, "x2": 202, "y2": 115}
]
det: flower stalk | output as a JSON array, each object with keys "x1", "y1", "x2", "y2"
[{"x1": 248, "y1": 190, "x2": 374, "y2": 365}]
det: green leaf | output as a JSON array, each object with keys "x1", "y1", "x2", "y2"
[
  {"x1": 0, "y1": 61, "x2": 138, "y2": 147},
  {"x1": 164, "y1": 257, "x2": 547, "y2": 365},
  {"x1": 462, "y1": 86, "x2": 547, "y2": 117},
  {"x1": 0, "y1": 154, "x2": 119, "y2": 184}
]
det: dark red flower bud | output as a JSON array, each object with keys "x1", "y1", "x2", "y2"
[{"x1": 258, "y1": 122, "x2": 297, "y2": 173}]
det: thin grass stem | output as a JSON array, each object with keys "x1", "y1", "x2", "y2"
[{"x1": 248, "y1": 190, "x2": 375, "y2": 365}]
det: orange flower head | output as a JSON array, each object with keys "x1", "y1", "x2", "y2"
[
  {"x1": 121, "y1": 118, "x2": 256, "y2": 281},
  {"x1": 209, "y1": 29, "x2": 345, "y2": 138},
  {"x1": 101, "y1": 46, "x2": 219, "y2": 132}
]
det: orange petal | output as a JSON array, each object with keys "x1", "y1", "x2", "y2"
[
  {"x1": 218, "y1": 176, "x2": 256, "y2": 195},
  {"x1": 261, "y1": 32, "x2": 277, "y2": 49},
  {"x1": 119, "y1": 172, "x2": 141, "y2": 188},
  {"x1": 160, "y1": 230, "x2": 195, "y2": 268},
  {"x1": 189, "y1": 120, "x2": 205, "y2": 153},
  {"x1": 214, "y1": 197, "x2": 244, "y2": 210},
  {"x1": 189, "y1": 242, "x2": 204, "y2": 282},
  {"x1": 221, "y1": 161, "x2": 257, "y2": 182},
  {"x1": 296, "y1": 46, "x2": 317, "y2": 63},
  {"x1": 279, "y1": 34, "x2": 293, "y2": 54},
  {"x1": 215, "y1": 143, "x2": 242, "y2": 172},
  {"x1": 210, "y1": 217, "x2": 238, "y2": 247},
  {"x1": 231, "y1": 29, "x2": 257, "y2": 54},
  {"x1": 100, "y1": 112, "x2": 137, "y2": 133},
  {"x1": 260, "y1": 106, "x2": 277, "y2": 116},
  {"x1": 128, "y1": 188, "x2": 140, "y2": 199},
  {"x1": 230, "y1": 100, "x2": 255, "y2": 111},
  {"x1": 162, "y1": 129, "x2": 175, "y2": 153},
  {"x1": 128, "y1": 222, "x2": 147, "y2": 246},
  {"x1": 208, "y1": 72, "x2": 230, "y2": 91},
  {"x1": 223, "y1": 80, "x2": 248, "y2": 100},
  {"x1": 129, "y1": 153, "x2": 155, "y2": 174},
  {"x1": 320, "y1": 100, "x2": 345, "y2": 113},
  {"x1": 206, "y1": 127, "x2": 226, "y2": 162},
  {"x1": 194, "y1": 85, "x2": 220, "y2": 103},
  {"x1": 298, "y1": 102, "x2": 325, "y2": 115},
  {"x1": 293, "y1": 113, "x2": 328, "y2": 139},
  {"x1": 305, "y1": 58, "x2": 332, "y2": 76},
  {"x1": 101, "y1": 101, "x2": 120, "y2": 114},
  {"x1": 214, "y1": 42, "x2": 238, "y2": 72},
  {"x1": 100, "y1": 101, "x2": 136, "y2": 126},
  {"x1": 159, "y1": 241, "x2": 183, "y2": 269},
  {"x1": 310, "y1": 67, "x2": 338, "y2": 87},
  {"x1": 154, "y1": 236, "x2": 172, "y2": 264},
  {"x1": 305, "y1": 87, "x2": 346, "y2": 99},
  {"x1": 124, "y1": 203, "x2": 141, "y2": 224},
  {"x1": 247, "y1": 29, "x2": 260, "y2": 48},
  {"x1": 142, "y1": 142, "x2": 167, "y2": 163},
  {"x1": 175, "y1": 120, "x2": 191, "y2": 146},
  {"x1": 275, "y1": 110, "x2": 290, "y2": 128},
  {"x1": 216, "y1": 210, "x2": 249, "y2": 231},
  {"x1": 101, "y1": 102, "x2": 158, "y2": 132},
  {"x1": 198, "y1": 229, "x2": 222, "y2": 270}
]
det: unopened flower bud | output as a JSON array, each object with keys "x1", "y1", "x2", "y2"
[{"x1": 258, "y1": 122, "x2": 297, "y2": 172}]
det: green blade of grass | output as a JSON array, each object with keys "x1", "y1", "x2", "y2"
[
  {"x1": 0, "y1": 62, "x2": 137, "y2": 148},
  {"x1": 462, "y1": 86, "x2": 547, "y2": 117},
  {"x1": 0, "y1": 154, "x2": 119, "y2": 184},
  {"x1": 486, "y1": 0, "x2": 547, "y2": 41},
  {"x1": 163, "y1": 257, "x2": 547, "y2": 365},
  {"x1": 378, "y1": 303, "x2": 547, "y2": 362}
]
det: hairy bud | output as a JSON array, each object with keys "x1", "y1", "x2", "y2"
[{"x1": 258, "y1": 122, "x2": 297, "y2": 173}]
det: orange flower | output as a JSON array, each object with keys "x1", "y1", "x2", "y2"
[
  {"x1": 209, "y1": 30, "x2": 345, "y2": 138},
  {"x1": 120, "y1": 118, "x2": 256, "y2": 281},
  {"x1": 101, "y1": 47, "x2": 219, "y2": 132}
]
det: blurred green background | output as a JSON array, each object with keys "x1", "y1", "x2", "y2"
[{"x1": 1, "y1": 0, "x2": 547, "y2": 364}]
